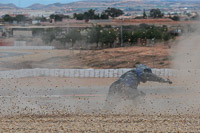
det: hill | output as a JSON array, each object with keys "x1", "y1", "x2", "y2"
[
  {"x1": 0, "y1": 3, "x2": 18, "y2": 9},
  {"x1": 25, "y1": 0, "x2": 200, "y2": 10},
  {"x1": 27, "y1": 3, "x2": 46, "y2": 10},
  {"x1": 0, "y1": 0, "x2": 199, "y2": 10}
]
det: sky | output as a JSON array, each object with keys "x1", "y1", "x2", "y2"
[{"x1": 0, "y1": 0, "x2": 81, "y2": 7}]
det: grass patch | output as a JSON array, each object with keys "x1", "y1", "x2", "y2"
[
  {"x1": 162, "y1": 58, "x2": 169, "y2": 61},
  {"x1": 135, "y1": 61, "x2": 140, "y2": 64}
]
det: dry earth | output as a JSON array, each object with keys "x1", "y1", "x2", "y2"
[
  {"x1": 2, "y1": 42, "x2": 198, "y2": 132},
  {"x1": 0, "y1": 44, "x2": 171, "y2": 70},
  {"x1": 0, "y1": 77, "x2": 200, "y2": 132},
  {"x1": 77, "y1": 44, "x2": 171, "y2": 69},
  {"x1": 1, "y1": 114, "x2": 200, "y2": 132}
]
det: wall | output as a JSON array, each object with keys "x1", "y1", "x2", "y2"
[
  {"x1": 14, "y1": 41, "x2": 26, "y2": 46},
  {"x1": 0, "y1": 68, "x2": 188, "y2": 79},
  {"x1": 0, "y1": 39, "x2": 13, "y2": 46},
  {"x1": 13, "y1": 30, "x2": 32, "y2": 37},
  {"x1": 0, "y1": 46, "x2": 55, "y2": 50}
]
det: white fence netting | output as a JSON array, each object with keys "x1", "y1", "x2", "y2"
[{"x1": 0, "y1": 68, "x2": 197, "y2": 79}]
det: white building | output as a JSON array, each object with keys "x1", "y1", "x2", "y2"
[{"x1": 28, "y1": 11, "x2": 55, "y2": 17}]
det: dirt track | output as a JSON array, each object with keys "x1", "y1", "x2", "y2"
[
  {"x1": 1, "y1": 114, "x2": 200, "y2": 132},
  {"x1": 0, "y1": 77, "x2": 200, "y2": 132},
  {"x1": 1, "y1": 43, "x2": 199, "y2": 132}
]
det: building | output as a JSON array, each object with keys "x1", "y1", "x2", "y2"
[{"x1": 13, "y1": 29, "x2": 32, "y2": 38}]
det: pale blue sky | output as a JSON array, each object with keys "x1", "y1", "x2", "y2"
[{"x1": 0, "y1": 0, "x2": 81, "y2": 7}]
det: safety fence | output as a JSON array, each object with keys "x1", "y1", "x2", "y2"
[
  {"x1": 0, "y1": 68, "x2": 197, "y2": 79},
  {"x1": 0, "y1": 46, "x2": 55, "y2": 50}
]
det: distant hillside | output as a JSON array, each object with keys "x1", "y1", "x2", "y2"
[
  {"x1": 26, "y1": 0, "x2": 200, "y2": 10},
  {"x1": 1, "y1": 0, "x2": 199, "y2": 11},
  {"x1": 27, "y1": 3, "x2": 46, "y2": 10},
  {"x1": 26, "y1": 0, "x2": 144, "y2": 10},
  {"x1": 0, "y1": 3, "x2": 18, "y2": 9}
]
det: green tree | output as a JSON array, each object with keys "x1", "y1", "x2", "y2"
[
  {"x1": 186, "y1": 13, "x2": 192, "y2": 17},
  {"x1": 145, "y1": 26, "x2": 162, "y2": 39},
  {"x1": 63, "y1": 15, "x2": 70, "y2": 19},
  {"x1": 104, "y1": 7, "x2": 124, "y2": 18},
  {"x1": 84, "y1": 9, "x2": 98, "y2": 19},
  {"x1": 35, "y1": 16, "x2": 47, "y2": 22},
  {"x1": 87, "y1": 25, "x2": 103, "y2": 48},
  {"x1": 57, "y1": 36, "x2": 68, "y2": 48},
  {"x1": 50, "y1": 14, "x2": 63, "y2": 22},
  {"x1": 73, "y1": 9, "x2": 109, "y2": 20},
  {"x1": 162, "y1": 32, "x2": 171, "y2": 48},
  {"x1": 55, "y1": 15, "x2": 63, "y2": 22},
  {"x1": 15, "y1": 15, "x2": 26, "y2": 22},
  {"x1": 162, "y1": 32, "x2": 171, "y2": 42},
  {"x1": 139, "y1": 23, "x2": 150, "y2": 30},
  {"x1": 65, "y1": 29, "x2": 82, "y2": 48},
  {"x1": 129, "y1": 32, "x2": 139, "y2": 44},
  {"x1": 3, "y1": 14, "x2": 13, "y2": 22},
  {"x1": 100, "y1": 12, "x2": 109, "y2": 19},
  {"x1": 162, "y1": 25, "x2": 168, "y2": 32},
  {"x1": 32, "y1": 28, "x2": 44, "y2": 37},
  {"x1": 50, "y1": 14, "x2": 55, "y2": 19},
  {"x1": 99, "y1": 29, "x2": 117, "y2": 48},
  {"x1": 136, "y1": 30, "x2": 147, "y2": 39},
  {"x1": 73, "y1": 13, "x2": 84, "y2": 20},
  {"x1": 150, "y1": 9, "x2": 163, "y2": 18},
  {"x1": 122, "y1": 31, "x2": 140, "y2": 45},
  {"x1": 74, "y1": 9, "x2": 100, "y2": 20},
  {"x1": 120, "y1": 31, "x2": 132, "y2": 45},
  {"x1": 42, "y1": 29, "x2": 56, "y2": 45},
  {"x1": 170, "y1": 16, "x2": 180, "y2": 21},
  {"x1": 143, "y1": 9, "x2": 147, "y2": 19}
]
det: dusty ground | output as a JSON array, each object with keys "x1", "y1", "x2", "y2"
[
  {"x1": 1, "y1": 114, "x2": 200, "y2": 132},
  {"x1": 0, "y1": 44, "x2": 171, "y2": 70},
  {"x1": 77, "y1": 44, "x2": 171, "y2": 69},
  {"x1": 0, "y1": 77, "x2": 200, "y2": 132},
  {"x1": 1, "y1": 40, "x2": 199, "y2": 132}
]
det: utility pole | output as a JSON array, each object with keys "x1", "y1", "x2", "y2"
[
  {"x1": 67, "y1": 20, "x2": 69, "y2": 34},
  {"x1": 152, "y1": 38, "x2": 155, "y2": 68},
  {"x1": 120, "y1": 19, "x2": 123, "y2": 47}
]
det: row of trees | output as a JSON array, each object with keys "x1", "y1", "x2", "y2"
[
  {"x1": 87, "y1": 24, "x2": 172, "y2": 48},
  {"x1": 2, "y1": 14, "x2": 49, "y2": 23},
  {"x1": 74, "y1": 8, "x2": 181, "y2": 21},
  {"x1": 2, "y1": 14, "x2": 70, "y2": 23},
  {"x1": 49, "y1": 14, "x2": 70, "y2": 22},
  {"x1": 74, "y1": 8, "x2": 164, "y2": 21},
  {"x1": 2, "y1": 8, "x2": 200, "y2": 24},
  {"x1": 3, "y1": 15, "x2": 27, "y2": 23},
  {"x1": 73, "y1": 8, "x2": 124, "y2": 20},
  {"x1": 144, "y1": 8, "x2": 179, "y2": 21},
  {"x1": 42, "y1": 28, "x2": 82, "y2": 48},
  {"x1": 42, "y1": 24, "x2": 174, "y2": 49}
]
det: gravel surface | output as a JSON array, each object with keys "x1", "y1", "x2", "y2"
[
  {"x1": 1, "y1": 114, "x2": 200, "y2": 132},
  {"x1": 0, "y1": 77, "x2": 200, "y2": 132}
]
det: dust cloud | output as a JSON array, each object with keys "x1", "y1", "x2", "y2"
[
  {"x1": 171, "y1": 25, "x2": 200, "y2": 77},
  {"x1": 172, "y1": 27, "x2": 200, "y2": 69},
  {"x1": 108, "y1": 25, "x2": 200, "y2": 115},
  {"x1": 2, "y1": 25, "x2": 200, "y2": 117},
  {"x1": 166, "y1": 24, "x2": 200, "y2": 114}
]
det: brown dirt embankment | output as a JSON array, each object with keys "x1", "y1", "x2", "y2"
[
  {"x1": 0, "y1": 44, "x2": 171, "y2": 70},
  {"x1": 77, "y1": 44, "x2": 171, "y2": 69}
]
